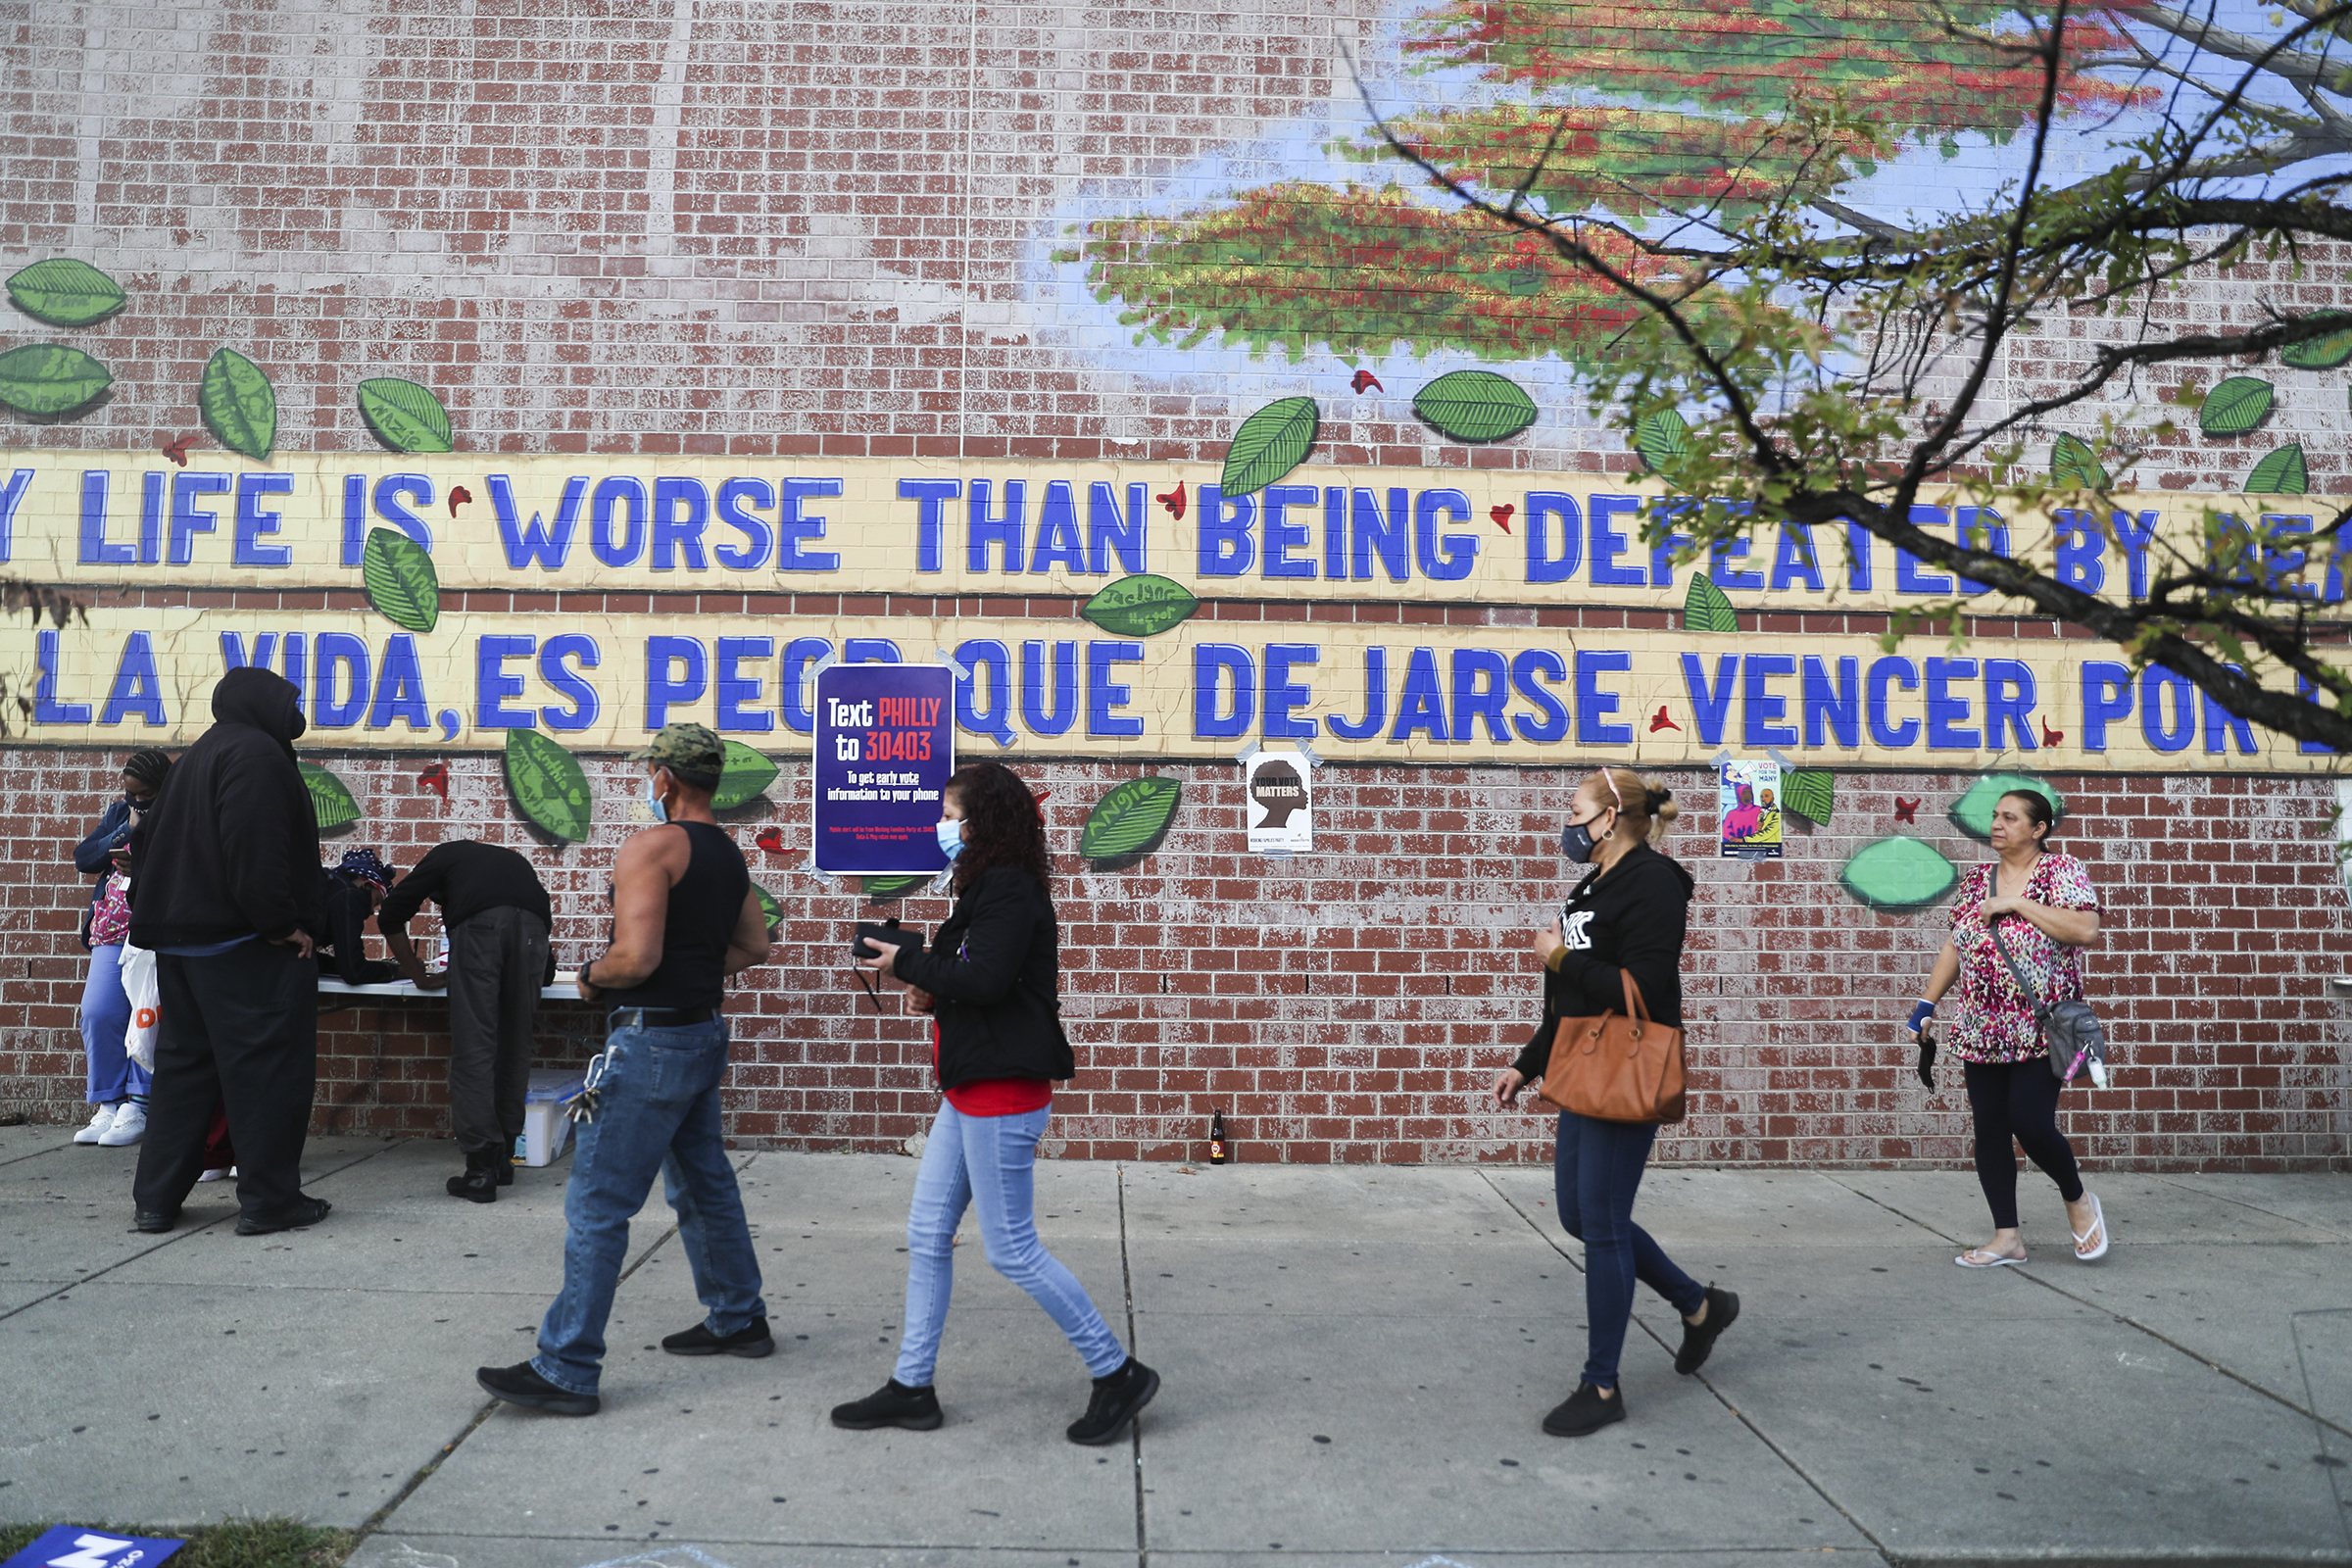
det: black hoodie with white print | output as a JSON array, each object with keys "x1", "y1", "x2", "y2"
[{"x1": 1511, "y1": 841, "x2": 1697, "y2": 1084}]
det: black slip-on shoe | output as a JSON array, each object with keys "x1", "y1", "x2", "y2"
[
  {"x1": 1067, "y1": 1357, "x2": 1159, "y2": 1446},
  {"x1": 662, "y1": 1316, "x2": 774, "y2": 1358},
  {"x1": 1543, "y1": 1381, "x2": 1626, "y2": 1438},
  {"x1": 235, "y1": 1197, "x2": 332, "y2": 1236},
  {"x1": 130, "y1": 1207, "x2": 175, "y2": 1234},
  {"x1": 1674, "y1": 1285, "x2": 1740, "y2": 1375},
  {"x1": 831, "y1": 1379, "x2": 943, "y2": 1431},
  {"x1": 476, "y1": 1360, "x2": 600, "y2": 1416},
  {"x1": 496, "y1": 1158, "x2": 514, "y2": 1187},
  {"x1": 446, "y1": 1149, "x2": 501, "y2": 1204}
]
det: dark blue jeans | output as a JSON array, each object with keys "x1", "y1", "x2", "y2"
[
  {"x1": 531, "y1": 1016, "x2": 766, "y2": 1396},
  {"x1": 1555, "y1": 1110, "x2": 1705, "y2": 1390}
]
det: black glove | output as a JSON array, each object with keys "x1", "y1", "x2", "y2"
[{"x1": 1916, "y1": 1037, "x2": 1937, "y2": 1091}]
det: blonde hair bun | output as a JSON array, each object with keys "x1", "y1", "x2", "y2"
[{"x1": 1592, "y1": 768, "x2": 1679, "y2": 844}]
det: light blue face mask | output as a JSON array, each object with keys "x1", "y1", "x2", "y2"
[
  {"x1": 936, "y1": 817, "x2": 963, "y2": 860},
  {"x1": 643, "y1": 773, "x2": 668, "y2": 824}
]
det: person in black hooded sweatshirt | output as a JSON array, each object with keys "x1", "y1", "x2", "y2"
[
  {"x1": 126, "y1": 666, "x2": 332, "y2": 1237},
  {"x1": 1491, "y1": 767, "x2": 1739, "y2": 1438}
]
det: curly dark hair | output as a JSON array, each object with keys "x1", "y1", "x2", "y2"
[{"x1": 947, "y1": 761, "x2": 1052, "y2": 897}]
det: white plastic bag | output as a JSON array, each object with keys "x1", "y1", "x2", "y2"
[{"x1": 120, "y1": 944, "x2": 160, "y2": 1071}]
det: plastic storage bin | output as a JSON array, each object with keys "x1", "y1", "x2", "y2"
[{"x1": 516, "y1": 1067, "x2": 587, "y2": 1167}]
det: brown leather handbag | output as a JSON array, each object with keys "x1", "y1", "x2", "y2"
[{"x1": 1536, "y1": 969, "x2": 1688, "y2": 1124}]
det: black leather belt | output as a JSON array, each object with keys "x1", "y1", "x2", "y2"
[{"x1": 608, "y1": 1005, "x2": 717, "y2": 1028}]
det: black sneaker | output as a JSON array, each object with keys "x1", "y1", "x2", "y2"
[
  {"x1": 476, "y1": 1360, "x2": 600, "y2": 1416},
  {"x1": 447, "y1": 1148, "x2": 501, "y2": 1204},
  {"x1": 1674, "y1": 1285, "x2": 1740, "y2": 1375},
  {"x1": 236, "y1": 1197, "x2": 332, "y2": 1236},
  {"x1": 1067, "y1": 1357, "x2": 1159, "y2": 1446},
  {"x1": 662, "y1": 1316, "x2": 774, "y2": 1358},
  {"x1": 831, "y1": 1379, "x2": 943, "y2": 1431},
  {"x1": 1543, "y1": 1381, "x2": 1626, "y2": 1438},
  {"x1": 130, "y1": 1207, "x2": 175, "y2": 1234}
]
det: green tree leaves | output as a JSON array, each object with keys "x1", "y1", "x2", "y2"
[
  {"x1": 710, "y1": 741, "x2": 781, "y2": 810},
  {"x1": 362, "y1": 528, "x2": 440, "y2": 633},
  {"x1": 358, "y1": 378, "x2": 455, "y2": 454},
  {"x1": 1080, "y1": 574, "x2": 1200, "y2": 638},
  {"x1": 2198, "y1": 376, "x2": 2275, "y2": 437},
  {"x1": 1412, "y1": 369, "x2": 1537, "y2": 442},
  {"x1": 1839, "y1": 837, "x2": 1958, "y2": 910},
  {"x1": 1683, "y1": 573, "x2": 1737, "y2": 633},
  {"x1": 1949, "y1": 774, "x2": 2062, "y2": 840},
  {"x1": 1079, "y1": 775, "x2": 1183, "y2": 863},
  {"x1": 2244, "y1": 444, "x2": 2308, "y2": 496},
  {"x1": 1220, "y1": 398, "x2": 1319, "y2": 497},
  {"x1": 299, "y1": 760, "x2": 362, "y2": 832},
  {"x1": 200, "y1": 348, "x2": 277, "y2": 460},
  {"x1": 2049, "y1": 433, "x2": 2109, "y2": 490},
  {"x1": 6, "y1": 259, "x2": 124, "y2": 326},
  {"x1": 1782, "y1": 769, "x2": 1834, "y2": 825},
  {"x1": 506, "y1": 731, "x2": 593, "y2": 842},
  {"x1": 2281, "y1": 318, "x2": 2352, "y2": 369},
  {"x1": 0, "y1": 344, "x2": 112, "y2": 416}
]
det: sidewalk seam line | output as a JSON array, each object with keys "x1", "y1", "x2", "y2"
[{"x1": 1118, "y1": 1161, "x2": 1149, "y2": 1568}]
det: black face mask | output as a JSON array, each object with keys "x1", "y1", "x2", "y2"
[
  {"x1": 1559, "y1": 812, "x2": 1610, "y2": 863},
  {"x1": 125, "y1": 795, "x2": 153, "y2": 814}
]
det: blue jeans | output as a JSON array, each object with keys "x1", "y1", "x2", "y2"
[
  {"x1": 894, "y1": 1102, "x2": 1127, "y2": 1387},
  {"x1": 1555, "y1": 1110, "x2": 1705, "y2": 1390},
  {"x1": 531, "y1": 1017, "x2": 766, "y2": 1396},
  {"x1": 80, "y1": 945, "x2": 149, "y2": 1103}
]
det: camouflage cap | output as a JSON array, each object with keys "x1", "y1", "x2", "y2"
[{"x1": 634, "y1": 721, "x2": 724, "y2": 788}]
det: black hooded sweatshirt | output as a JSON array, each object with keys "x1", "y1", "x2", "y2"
[
  {"x1": 1511, "y1": 841, "x2": 1697, "y2": 1084},
  {"x1": 127, "y1": 667, "x2": 323, "y2": 950}
]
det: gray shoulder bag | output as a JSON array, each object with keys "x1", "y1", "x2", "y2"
[{"x1": 1986, "y1": 917, "x2": 2109, "y2": 1086}]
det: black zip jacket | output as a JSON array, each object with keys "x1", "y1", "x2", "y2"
[
  {"x1": 73, "y1": 799, "x2": 136, "y2": 949},
  {"x1": 127, "y1": 668, "x2": 323, "y2": 950},
  {"x1": 891, "y1": 866, "x2": 1075, "y2": 1090},
  {"x1": 316, "y1": 870, "x2": 398, "y2": 985},
  {"x1": 1512, "y1": 842, "x2": 1696, "y2": 1084}
]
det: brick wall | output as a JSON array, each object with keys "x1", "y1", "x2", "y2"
[{"x1": 4, "y1": 742, "x2": 2345, "y2": 1168}]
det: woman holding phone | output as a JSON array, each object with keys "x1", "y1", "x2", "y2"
[
  {"x1": 839, "y1": 761, "x2": 1159, "y2": 1445},
  {"x1": 70, "y1": 751, "x2": 172, "y2": 1148}
]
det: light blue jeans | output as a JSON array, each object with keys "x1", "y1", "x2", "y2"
[
  {"x1": 531, "y1": 1016, "x2": 766, "y2": 1396},
  {"x1": 80, "y1": 944, "x2": 149, "y2": 1103},
  {"x1": 893, "y1": 1101, "x2": 1127, "y2": 1387}
]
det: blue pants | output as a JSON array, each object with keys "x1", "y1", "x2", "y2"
[
  {"x1": 893, "y1": 1101, "x2": 1127, "y2": 1387},
  {"x1": 531, "y1": 1017, "x2": 766, "y2": 1397},
  {"x1": 79, "y1": 945, "x2": 149, "y2": 1104},
  {"x1": 1555, "y1": 1110, "x2": 1705, "y2": 1390}
]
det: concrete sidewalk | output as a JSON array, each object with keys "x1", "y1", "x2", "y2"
[{"x1": 2, "y1": 1122, "x2": 2348, "y2": 1568}]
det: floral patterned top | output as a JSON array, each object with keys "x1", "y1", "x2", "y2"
[
  {"x1": 88, "y1": 871, "x2": 132, "y2": 949},
  {"x1": 1944, "y1": 852, "x2": 2101, "y2": 1065}
]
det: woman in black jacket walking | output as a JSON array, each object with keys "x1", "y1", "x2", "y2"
[
  {"x1": 1491, "y1": 767, "x2": 1737, "y2": 1437},
  {"x1": 835, "y1": 761, "x2": 1158, "y2": 1445}
]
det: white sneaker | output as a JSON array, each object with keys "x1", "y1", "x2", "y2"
[
  {"x1": 96, "y1": 1102, "x2": 146, "y2": 1147},
  {"x1": 197, "y1": 1167, "x2": 231, "y2": 1183},
  {"x1": 73, "y1": 1103, "x2": 118, "y2": 1145}
]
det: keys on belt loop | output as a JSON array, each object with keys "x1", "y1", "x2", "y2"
[{"x1": 564, "y1": 1050, "x2": 610, "y2": 1124}]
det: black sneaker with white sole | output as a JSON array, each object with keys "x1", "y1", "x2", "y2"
[{"x1": 1674, "y1": 1285, "x2": 1740, "y2": 1375}]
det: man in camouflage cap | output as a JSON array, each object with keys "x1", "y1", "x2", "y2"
[{"x1": 476, "y1": 720, "x2": 773, "y2": 1415}]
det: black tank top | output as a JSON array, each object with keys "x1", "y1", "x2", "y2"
[{"x1": 609, "y1": 821, "x2": 750, "y2": 1010}]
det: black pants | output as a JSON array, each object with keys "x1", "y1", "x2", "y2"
[
  {"x1": 1963, "y1": 1057, "x2": 2084, "y2": 1229},
  {"x1": 132, "y1": 940, "x2": 317, "y2": 1221},
  {"x1": 446, "y1": 906, "x2": 549, "y2": 1153}
]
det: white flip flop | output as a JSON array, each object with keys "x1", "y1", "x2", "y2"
[
  {"x1": 1955, "y1": 1249, "x2": 2028, "y2": 1268},
  {"x1": 2072, "y1": 1193, "x2": 2110, "y2": 1262}
]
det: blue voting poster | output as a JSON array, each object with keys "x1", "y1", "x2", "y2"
[
  {"x1": 1, "y1": 1527, "x2": 183, "y2": 1568},
  {"x1": 812, "y1": 662, "x2": 956, "y2": 875}
]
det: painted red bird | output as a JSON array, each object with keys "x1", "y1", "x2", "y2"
[
  {"x1": 1350, "y1": 369, "x2": 1384, "y2": 394},
  {"x1": 1893, "y1": 797, "x2": 1921, "y2": 824},
  {"x1": 447, "y1": 484, "x2": 473, "y2": 518},
  {"x1": 1489, "y1": 504, "x2": 1514, "y2": 534},
  {"x1": 755, "y1": 826, "x2": 786, "y2": 856},
  {"x1": 1648, "y1": 706, "x2": 1680, "y2": 733},
  {"x1": 1156, "y1": 480, "x2": 1186, "y2": 520},
  {"x1": 416, "y1": 762, "x2": 449, "y2": 802},
  {"x1": 161, "y1": 435, "x2": 193, "y2": 467},
  {"x1": 2040, "y1": 718, "x2": 2065, "y2": 748}
]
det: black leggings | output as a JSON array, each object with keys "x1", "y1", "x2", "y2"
[{"x1": 1962, "y1": 1058, "x2": 2084, "y2": 1229}]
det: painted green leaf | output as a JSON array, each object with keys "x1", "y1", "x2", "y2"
[
  {"x1": 1948, "y1": 773, "x2": 2065, "y2": 841},
  {"x1": 753, "y1": 883, "x2": 782, "y2": 934},
  {"x1": 2199, "y1": 375, "x2": 2274, "y2": 438},
  {"x1": 0, "y1": 343, "x2": 113, "y2": 416},
  {"x1": 357, "y1": 377, "x2": 455, "y2": 454},
  {"x1": 1633, "y1": 409, "x2": 1690, "y2": 474},
  {"x1": 1413, "y1": 369, "x2": 1538, "y2": 443},
  {"x1": 200, "y1": 347, "x2": 276, "y2": 460},
  {"x1": 1783, "y1": 769, "x2": 1834, "y2": 825},
  {"x1": 505, "y1": 730, "x2": 593, "y2": 842},
  {"x1": 711, "y1": 741, "x2": 781, "y2": 810},
  {"x1": 2281, "y1": 318, "x2": 2352, "y2": 369},
  {"x1": 298, "y1": 760, "x2": 362, "y2": 832},
  {"x1": 1219, "y1": 397, "x2": 1319, "y2": 497},
  {"x1": 1683, "y1": 572, "x2": 1737, "y2": 634},
  {"x1": 1080, "y1": 573, "x2": 1200, "y2": 638},
  {"x1": 361, "y1": 527, "x2": 439, "y2": 633},
  {"x1": 1839, "y1": 838, "x2": 1959, "y2": 910},
  {"x1": 1078, "y1": 775, "x2": 1183, "y2": 862},
  {"x1": 2244, "y1": 443, "x2": 2308, "y2": 496},
  {"x1": 5, "y1": 258, "x2": 124, "y2": 326},
  {"x1": 2049, "y1": 433, "x2": 2108, "y2": 490},
  {"x1": 864, "y1": 873, "x2": 931, "y2": 904}
]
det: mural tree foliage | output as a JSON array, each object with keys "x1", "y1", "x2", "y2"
[{"x1": 1074, "y1": 0, "x2": 2352, "y2": 752}]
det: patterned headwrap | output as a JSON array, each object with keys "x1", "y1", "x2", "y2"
[{"x1": 336, "y1": 847, "x2": 394, "y2": 892}]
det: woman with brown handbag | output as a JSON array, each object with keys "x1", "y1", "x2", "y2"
[{"x1": 1490, "y1": 767, "x2": 1738, "y2": 1438}]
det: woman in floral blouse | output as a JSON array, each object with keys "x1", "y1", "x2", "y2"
[{"x1": 1909, "y1": 788, "x2": 2109, "y2": 1266}]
